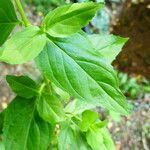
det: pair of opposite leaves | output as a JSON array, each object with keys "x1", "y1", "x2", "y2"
[
  {"x1": 3, "y1": 75, "x2": 115, "y2": 150},
  {"x1": 0, "y1": 2, "x2": 130, "y2": 115},
  {"x1": 2, "y1": 94, "x2": 115, "y2": 150}
]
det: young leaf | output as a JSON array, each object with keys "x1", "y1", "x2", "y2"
[
  {"x1": 101, "y1": 129, "x2": 116, "y2": 150},
  {"x1": 37, "y1": 93, "x2": 65, "y2": 124},
  {"x1": 3, "y1": 97, "x2": 52, "y2": 150},
  {"x1": 0, "y1": 26, "x2": 47, "y2": 64},
  {"x1": 58, "y1": 121, "x2": 78, "y2": 150},
  {"x1": 0, "y1": 0, "x2": 19, "y2": 46},
  {"x1": 58, "y1": 121, "x2": 91, "y2": 150},
  {"x1": 65, "y1": 99, "x2": 95, "y2": 115},
  {"x1": 86, "y1": 128, "x2": 103, "y2": 150},
  {"x1": 75, "y1": 131, "x2": 92, "y2": 150},
  {"x1": 86, "y1": 128, "x2": 115, "y2": 150},
  {"x1": 95, "y1": 120, "x2": 108, "y2": 129},
  {"x1": 88, "y1": 34, "x2": 128, "y2": 63},
  {"x1": 36, "y1": 32, "x2": 130, "y2": 115},
  {"x1": 6, "y1": 75, "x2": 38, "y2": 98},
  {"x1": 42, "y1": 2, "x2": 103, "y2": 37},
  {"x1": 80, "y1": 110, "x2": 99, "y2": 132}
]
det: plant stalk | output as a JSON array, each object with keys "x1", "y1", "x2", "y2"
[
  {"x1": 39, "y1": 83, "x2": 46, "y2": 95},
  {"x1": 15, "y1": 0, "x2": 30, "y2": 27}
]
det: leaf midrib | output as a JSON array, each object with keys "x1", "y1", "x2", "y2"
[
  {"x1": 53, "y1": 40, "x2": 116, "y2": 88},
  {"x1": 50, "y1": 40, "x2": 127, "y2": 113},
  {"x1": 45, "y1": 43, "x2": 85, "y2": 99},
  {"x1": 0, "y1": 22, "x2": 19, "y2": 25},
  {"x1": 23, "y1": 101, "x2": 36, "y2": 150}
]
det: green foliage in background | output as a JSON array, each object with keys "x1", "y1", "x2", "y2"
[
  {"x1": 0, "y1": 0, "x2": 131, "y2": 149},
  {"x1": 24, "y1": 0, "x2": 66, "y2": 14},
  {"x1": 118, "y1": 72, "x2": 150, "y2": 99}
]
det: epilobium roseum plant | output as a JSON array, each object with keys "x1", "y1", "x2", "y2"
[{"x1": 0, "y1": 0, "x2": 131, "y2": 149}]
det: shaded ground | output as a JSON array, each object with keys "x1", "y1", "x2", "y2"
[{"x1": 109, "y1": 99, "x2": 150, "y2": 150}]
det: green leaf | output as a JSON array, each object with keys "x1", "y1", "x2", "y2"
[
  {"x1": 0, "y1": 0, "x2": 19, "y2": 46},
  {"x1": 58, "y1": 121, "x2": 91, "y2": 150},
  {"x1": 37, "y1": 93, "x2": 65, "y2": 124},
  {"x1": 0, "y1": 141, "x2": 5, "y2": 150},
  {"x1": 86, "y1": 128, "x2": 103, "y2": 150},
  {"x1": 65, "y1": 99, "x2": 95, "y2": 115},
  {"x1": 80, "y1": 110, "x2": 99, "y2": 132},
  {"x1": 53, "y1": 84, "x2": 70, "y2": 102},
  {"x1": 36, "y1": 32, "x2": 130, "y2": 115},
  {"x1": 88, "y1": 34, "x2": 128, "y2": 63},
  {"x1": 0, "y1": 111, "x2": 5, "y2": 134},
  {"x1": 86, "y1": 128, "x2": 115, "y2": 150},
  {"x1": 6, "y1": 75, "x2": 38, "y2": 98},
  {"x1": 3, "y1": 97, "x2": 52, "y2": 150},
  {"x1": 0, "y1": 26, "x2": 47, "y2": 64},
  {"x1": 27, "y1": 113, "x2": 53, "y2": 150},
  {"x1": 76, "y1": 133, "x2": 92, "y2": 150},
  {"x1": 95, "y1": 120, "x2": 108, "y2": 129},
  {"x1": 101, "y1": 129, "x2": 116, "y2": 150},
  {"x1": 42, "y1": 2, "x2": 103, "y2": 37},
  {"x1": 58, "y1": 121, "x2": 78, "y2": 150}
]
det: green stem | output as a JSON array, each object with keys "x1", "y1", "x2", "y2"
[
  {"x1": 39, "y1": 83, "x2": 46, "y2": 95},
  {"x1": 15, "y1": 0, "x2": 30, "y2": 27}
]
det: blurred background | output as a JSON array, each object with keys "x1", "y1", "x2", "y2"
[{"x1": 0, "y1": 0, "x2": 150, "y2": 149}]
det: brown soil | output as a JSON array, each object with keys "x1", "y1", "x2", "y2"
[{"x1": 111, "y1": 0, "x2": 150, "y2": 79}]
